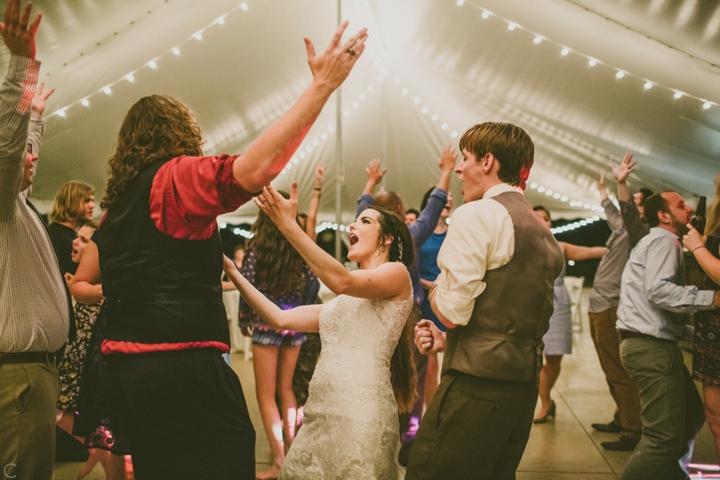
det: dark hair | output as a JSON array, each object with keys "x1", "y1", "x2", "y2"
[
  {"x1": 365, "y1": 205, "x2": 417, "y2": 412},
  {"x1": 533, "y1": 205, "x2": 551, "y2": 219},
  {"x1": 420, "y1": 187, "x2": 435, "y2": 212},
  {"x1": 366, "y1": 206, "x2": 414, "y2": 267},
  {"x1": 643, "y1": 192, "x2": 672, "y2": 228},
  {"x1": 459, "y1": 122, "x2": 534, "y2": 189},
  {"x1": 637, "y1": 188, "x2": 655, "y2": 206},
  {"x1": 102, "y1": 95, "x2": 203, "y2": 210},
  {"x1": 233, "y1": 243, "x2": 245, "y2": 254},
  {"x1": 247, "y1": 191, "x2": 307, "y2": 296},
  {"x1": 374, "y1": 191, "x2": 404, "y2": 218},
  {"x1": 405, "y1": 208, "x2": 419, "y2": 218}
]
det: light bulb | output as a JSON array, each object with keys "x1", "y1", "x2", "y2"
[
  {"x1": 481, "y1": 11, "x2": 491, "y2": 19},
  {"x1": 240, "y1": 3, "x2": 249, "y2": 11},
  {"x1": 674, "y1": 91, "x2": 683, "y2": 99},
  {"x1": 615, "y1": 71, "x2": 625, "y2": 79},
  {"x1": 103, "y1": 87, "x2": 112, "y2": 95},
  {"x1": 588, "y1": 59, "x2": 597, "y2": 67},
  {"x1": 126, "y1": 74, "x2": 134, "y2": 82},
  {"x1": 508, "y1": 23, "x2": 517, "y2": 31},
  {"x1": 148, "y1": 60, "x2": 157, "y2": 69},
  {"x1": 703, "y1": 102, "x2": 712, "y2": 110},
  {"x1": 173, "y1": 47, "x2": 181, "y2": 55},
  {"x1": 561, "y1": 48, "x2": 569, "y2": 56},
  {"x1": 644, "y1": 81, "x2": 653, "y2": 90},
  {"x1": 81, "y1": 99, "x2": 90, "y2": 107},
  {"x1": 194, "y1": 32, "x2": 202, "y2": 40},
  {"x1": 534, "y1": 36, "x2": 542, "y2": 44}
]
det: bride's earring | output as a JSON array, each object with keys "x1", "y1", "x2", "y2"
[{"x1": 381, "y1": 246, "x2": 385, "y2": 253}]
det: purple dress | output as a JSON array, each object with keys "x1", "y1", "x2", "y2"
[
  {"x1": 693, "y1": 226, "x2": 720, "y2": 387},
  {"x1": 238, "y1": 248, "x2": 320, "y2": 347}
]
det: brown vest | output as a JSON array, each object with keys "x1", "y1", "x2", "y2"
[{"x1": 442, "y1": 191, "x2": 564, "y2": 382}]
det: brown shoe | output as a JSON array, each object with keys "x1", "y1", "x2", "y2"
[
  {"x1": 591, "y1": 420, "x2": 623, "y2": 433},
  {"x1": 601, "y1": 435, "x2": 639, "y2": 451}
]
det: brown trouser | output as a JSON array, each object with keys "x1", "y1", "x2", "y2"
[
  {"x1": 589, "y1": 306, "x2": 642, "y2": 440},
  {"x1": 406, "y1": 370, "x2": 537, "y2": 480}
]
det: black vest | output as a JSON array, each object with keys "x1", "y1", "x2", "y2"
[{"x1": 95, "y1": 160, "x2": 229, "y2": 347}]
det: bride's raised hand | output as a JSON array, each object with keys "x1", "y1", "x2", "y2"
[{"x1": 254, "y1": 183, "x2": 299, "y2": 232}]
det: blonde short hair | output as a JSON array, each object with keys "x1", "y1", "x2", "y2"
[{"x1": 50, "y1": 181, "x2": 94, "y2": 223}]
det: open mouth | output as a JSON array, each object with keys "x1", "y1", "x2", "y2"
[{"x1": 348, "y1": 233, "x2": 359, "y2": 246}]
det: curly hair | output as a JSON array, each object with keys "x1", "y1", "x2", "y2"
[
  {"x1": 247, "y1": 191, "x2": 307, "y2": 296},
  {"x1": 365, "y1": 206, "x2": 417, "y2": 412},
  {"x1": 101, "y1": 95, "x2": 204, "y2": 210}
]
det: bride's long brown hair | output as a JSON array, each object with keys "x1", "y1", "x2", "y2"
[{"x1": 367, "y1": 206, "x2": 418, "y2": 413}]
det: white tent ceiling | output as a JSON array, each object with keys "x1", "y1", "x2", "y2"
[{"x1": 18, "y1": 0, "x2": 720, "y2": 225}]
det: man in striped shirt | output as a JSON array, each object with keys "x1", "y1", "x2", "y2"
[{"x1": 0, "y1": 2, "x2": 67, "y2": 478}]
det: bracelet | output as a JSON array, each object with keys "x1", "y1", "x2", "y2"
[
  {"x1": 429, "y1": 282, "x2": 438, "y2": 296},
  {"x1": 314, "y1": 187, "x2": 322, "y2": 191},
  {"x1": 692, "y1": 245, "x2": 707, "y2": 254}
]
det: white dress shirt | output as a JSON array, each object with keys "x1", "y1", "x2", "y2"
[
  {"x1": 616, "y1": 227, "x2": 716, "y2": 341},
  {"x1": 434, "y1": 183, "x2": 519, "y2": 326}
]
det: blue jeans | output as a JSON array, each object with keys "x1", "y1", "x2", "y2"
[{"x1": 619, "y1": 337, "x2": 705, "y2": 480}]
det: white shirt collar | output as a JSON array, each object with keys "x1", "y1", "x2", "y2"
[{"x1": 483, "y1": 183, "x2": 523, "y2": 199}]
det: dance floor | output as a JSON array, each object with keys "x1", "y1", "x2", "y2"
[{"x1": 54, "y1": 289, "x2": 718, "y2": 479}]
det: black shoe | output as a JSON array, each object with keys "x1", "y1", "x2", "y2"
[
  {"x1": 601, "y1": 435, "x2": 639, "y2": 451},
  {"x1": 591, "y1": 420, "x2": 623, "y2": 433},
  {"x1": 533, "y1": 401, "x2": 556, "y2": 424}
]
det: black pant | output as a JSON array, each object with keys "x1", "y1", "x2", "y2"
[{"x1": 105, "y1": 349, "x2": 255, "y2": 479}]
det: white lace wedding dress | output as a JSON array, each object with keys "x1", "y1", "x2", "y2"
[{"x1": 279, "y1": 293, "x2": 413, "y2": 480}]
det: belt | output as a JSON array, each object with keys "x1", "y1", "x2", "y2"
[
  {"x1": 0, "y1": 352, "x2": 56, "y2": 365},
  {"x1": 618, "y1": 330, "x2": 655, "y2": 341}
]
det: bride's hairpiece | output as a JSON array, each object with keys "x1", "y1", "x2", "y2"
[{"x1": 397, "y1": 237, "x2": 403, "y2": 261}]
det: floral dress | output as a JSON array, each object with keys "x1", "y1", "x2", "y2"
[
  {"x1": 238, "y1": 247, "x2": 319, "y2": 347},
  {"x1": 57, "y1": 301, "x2": 102, "y2": 411},
  {"x1": 693, "y1": 226, "x2": 720, "y2": 387}
]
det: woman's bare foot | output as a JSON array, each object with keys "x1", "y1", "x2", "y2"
[
  {"x1": 255, "y1": 464, "x2": 282, "y2": 480},
  {"x1": 77, "y1": 449, "x2": 101, "y2": 479}
]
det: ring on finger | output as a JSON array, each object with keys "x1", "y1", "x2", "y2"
[{"x1": 347, "y1": 47, "x2": 357, "y2": 56}]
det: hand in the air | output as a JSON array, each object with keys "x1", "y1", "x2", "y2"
[{"x1": 305, "y1": 21, "x2": 368, "y2": 91}]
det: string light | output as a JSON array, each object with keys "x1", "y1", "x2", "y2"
[
  {"x1": 47, "y1": 1, "x2": 253, "y2": 119},
  {"x1": 551, "y1": 216, "x2": 601, "y2": 235},
  {"x1": 528, "y1": 182, "x2": 604, "y2": 212},
  {"x1": 454, "y1": 1, "x2": 716, "y2": 111}
]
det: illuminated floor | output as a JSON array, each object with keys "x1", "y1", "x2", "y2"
[{"x1": 54, "y1": 289, "x2": 718, "y2": 479}]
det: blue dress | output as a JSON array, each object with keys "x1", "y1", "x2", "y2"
[
  {"x1": 542, "y1": 259, "x2": 573, "y2": 355},
  {"x1": 419, "y1": 231, "x2": 447, "y2": 332}
]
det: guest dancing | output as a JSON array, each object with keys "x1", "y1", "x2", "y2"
[
  {"x1": 56, "y1": 221, "x2": 124, "y2": 479},
  {"x1": 408, "y1": 122, "x2": 564, "y2": 479},
  {"x1": 418, "y1": 187, "x2": 453, "y2": 405},
  {"x1": 225, "y1": 184, "x2": 416, "y2": 479},
  {"x1": 76, "y1": 23, "x2": 367, "y2": 479},
  {"x1": 684, "y1": 173, "x2": 720, "y2": 460},
  {"x1": 238, "y1": 192, "x2": 320, "y2": 480},
  {"x1": 532, "y1": 206, "x2": 606, "y2": 423}
]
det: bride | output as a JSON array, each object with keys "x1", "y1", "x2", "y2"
[{"x1": 224, "y1": 183, "x2": 417, "y2": 479}]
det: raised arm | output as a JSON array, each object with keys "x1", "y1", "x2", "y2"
[
  {"x1": 560, "y1": 242, "x2": 607, "y2": 262},
  {"x1": 257, "y1": 183, "x2": 410, "y2": 300},
  {"x1": 305, "y1": 163, "x2": 325, "y2": 241},
  {"x1": 69, "y1": 240, "x2": 104, "y2": 305},
  {"x1": 409, "y1": 146, "x2": 455, "y2": 243},
  {"x1": 610, "y1": 152, "x2": 636, "y2": 203},
  {"x1": 224, "y1": 256, "x2": 323, "y2": 332},
  {"x1": 233, "y1": 22, "x2": 367, "y2": 193},
  {"x1": 0, "y1": 0, "x2": 42, "y2": 220}
]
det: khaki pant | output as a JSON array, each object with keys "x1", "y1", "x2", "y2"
[
  {"x1": 0, "y1": 360, "x2": 60, "y2": 480},
  {"x1": 588, "y1": 307, "x2": 642, "y2": 440}
]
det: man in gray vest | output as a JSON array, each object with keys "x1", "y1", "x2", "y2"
[{"x1": 406, "y1": 122, "x2": 565, "y2": 479}]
